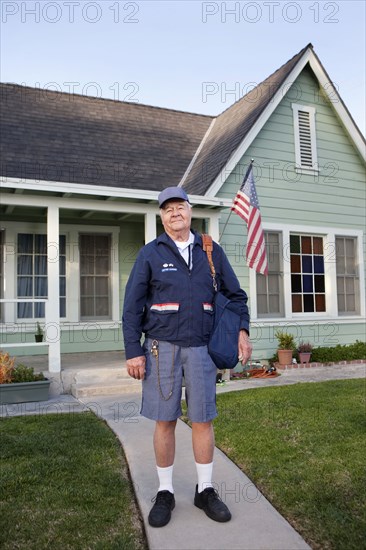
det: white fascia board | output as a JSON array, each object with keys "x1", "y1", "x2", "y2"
[
  {"x1": 0, "y1": 177, "x2": 229, "y2": 208},
  {"x1": 0, "y1": 192, "x2": 228, "y2": 219},
  {"x1": 307, "y1": 53, "x2": 366, "y2": 162},
  {"x1": 206, "y1": 48, "x2": 365, "y2": 198},
  {"x1": 1, "y1": 176, "x2": 158, "y2": 201}
]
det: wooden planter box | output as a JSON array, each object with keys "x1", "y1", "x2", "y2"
[{"x1": 0, "y1": 380, "x2": 50, "y2": 405}]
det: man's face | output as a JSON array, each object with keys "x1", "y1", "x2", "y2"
[{"x1": 160, "y1": 200, "x2": 192, "y2": 238}]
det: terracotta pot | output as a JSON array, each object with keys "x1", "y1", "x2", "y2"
[
  {"x1": 299, "y1": 352, "x2": 311, "y2": 363},
  {"x1": 277, "y1": 349, "x2": 293, "y2": 366}
]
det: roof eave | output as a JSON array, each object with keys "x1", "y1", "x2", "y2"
[{"x1": 1, "y1": 176, "x2": 231, "y2": 208}]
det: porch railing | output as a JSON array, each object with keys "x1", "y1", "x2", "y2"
[{"x1": 0, "y1": 298, "x2": 60, "y2": 372}]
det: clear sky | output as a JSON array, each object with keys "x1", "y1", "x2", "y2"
[{"x1": 1, "y1": 0, "x2": 365, "y2": 134}]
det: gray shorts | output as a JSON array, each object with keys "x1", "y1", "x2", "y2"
[{"x1": 141, "y1": 338, "x2": 218, "y2": 423}]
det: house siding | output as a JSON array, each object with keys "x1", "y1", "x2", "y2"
[{"x1": 216, "y1": 66, "x2": 365, "y2": 359}]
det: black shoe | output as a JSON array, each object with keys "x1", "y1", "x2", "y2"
[
  {"x1": 148, "y1": 490, "x2": 175, "y2": 527},
  {"x1": 194, "y1": 484, "x2": 231, "y2": 522}
]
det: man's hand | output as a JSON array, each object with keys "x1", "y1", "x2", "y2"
[
  {"x1": 238, "y1": 330, "x2": 252, "y2": 365},
  {"x1": 126, "y1": 356, "x2": 146, "y2": 380}
]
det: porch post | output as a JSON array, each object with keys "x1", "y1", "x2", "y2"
[
  {"x1": 145, "y1": 211, "x2": 157, "y2": 244},
  {"x1": 209, "y1": 213, "x2": 220, "y2": 242},
  {"x1": 46, "y1": 205, "x2": 61, "y2": 373}
]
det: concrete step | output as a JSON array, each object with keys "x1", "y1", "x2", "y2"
[
  {"x1": 71, "y1": 382, "x2": 142, "y2": 398},
  {"x1": 68, "y1": 367, "x2": 142, "y2": 398}
]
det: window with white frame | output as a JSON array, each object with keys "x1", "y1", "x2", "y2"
[
  {"x1": 256, "y1": 232, "x2": 284, "y2": 317},
  {"x1": 336, "y1": 236, "x2": 360, "y2": 315},
  {"x1": 17, "y1": 233, "x2": 66, "y2": 319},
  {"x1": 290, "y1": 234, "x2": 326, "y2": 313},
  {"x1": 292, "y1": 104, "x2": 318, "y2": 171},
  {"x1": 253, "y1": 228, "x2": 364, "y2": 320},
  {"x1": 79, "y1": 233, "x2": 111, "y2": 320}
]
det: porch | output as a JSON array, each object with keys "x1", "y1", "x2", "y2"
[
  {"x1": 11, "y1": 350, "x2": 142, "y2": 398},
  {"x1": 0, "y1": 188, "x2": 224, "y2": 376}
]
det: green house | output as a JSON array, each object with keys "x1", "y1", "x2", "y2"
[{"x1": 1, "y1": 44, "x2": 365, "y2": 383}]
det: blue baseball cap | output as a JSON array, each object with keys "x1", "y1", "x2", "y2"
[{"x1": 158, "y1": 187, "x2": 190, "y2": 208}]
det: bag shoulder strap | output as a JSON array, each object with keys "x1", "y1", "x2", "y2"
[{"x1": 202, "y1": 234, "x2": 217, "y2": 291}]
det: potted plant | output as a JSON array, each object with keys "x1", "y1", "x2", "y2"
[
  {"x1": 0, "y1": 350, "x2": 50, "y2": 404},
  {"x1": 35, "y1": 322, "x2": 44, "y2": 343},
  {"x1": 297, "y1": 341, "x2": 313, "y2": 363},
  {"x1": 275, "y1": 330, "x2": 296, "y2": 366}
]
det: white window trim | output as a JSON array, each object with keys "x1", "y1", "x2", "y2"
[
  {"x1": 0, "y1": 221, "x2": 120, "y2": 325},
  {"x1": 249, "y1": 222, "x2": 365, "y2": 322},
  {"x1": 292, "y1": 103, "x2": 319, "y2": 174}
]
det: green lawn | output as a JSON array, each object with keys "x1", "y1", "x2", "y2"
[
  {"x1": 213, "y1": 379, "x2": 366, "y2": 550},
  {"x1": 2, "y1": 380, "x2": 365, "y2": 550},
  {"x1": 0, "y1": 412, "x2": 147, "y2": 550}
]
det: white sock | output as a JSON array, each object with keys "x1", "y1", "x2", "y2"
[
  {"x1": 196, "y1": 462, "x2": 213, "y2": 493},
  {"x1": 157, "y1": 465, "x2": 174, "y2": 494}
]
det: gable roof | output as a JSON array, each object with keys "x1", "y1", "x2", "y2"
[
  {"x1": 0, "y1": 84, "x2": 212, "y2": 192},
  {"x1": 182, "y1": 43, "x2": 365, "y2": 197},
  {"x1": 181, "y1": 44, "x2": 365, "y2": 196},
  {"x1": 180, "y1": 44, "x2": 311, "y2": 195}
]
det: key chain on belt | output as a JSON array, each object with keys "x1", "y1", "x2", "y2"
[{"x1": 150, "y1": 339, "x2": 175, "y2": 401}]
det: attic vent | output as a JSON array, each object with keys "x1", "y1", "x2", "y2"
[
  {"x1": 292, "y1": 104, "x2": 318, "y2": 172},
  {"x1": 298, "y1": 110, "x2": 312, "y2": 167}
]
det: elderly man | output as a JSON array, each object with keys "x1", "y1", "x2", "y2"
[{"x1": 123, "y1": 186, "x2": 251, "y2": 527}]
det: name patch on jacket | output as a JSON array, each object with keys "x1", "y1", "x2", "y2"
[{"x1": 161, "y1": 262, "x2": 177, "y2": 272}]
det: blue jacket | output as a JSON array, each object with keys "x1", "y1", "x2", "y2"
[{"x1": 122, "y1": 231, "x2": 250, "y2": 359}]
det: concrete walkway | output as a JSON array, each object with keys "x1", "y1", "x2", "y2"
[
  {"x1": 2, "y1": 363, "x2": 365, "y2": 549},
  {"x1": 79, "y1": 391, "x2": 311, "y2": 550}
]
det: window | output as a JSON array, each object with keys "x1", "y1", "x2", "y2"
[
  {"x1": 290, "y1": 234, "x2": 326, "y2": 313},
  {"x1": 292, "y1": 104, "x2": 318, "y2": 171},
  {"x1": 256, "y1": 232, "x2": 284, "y2": 317},
  {"x1": 252, "y1": 227, "x2": 363, "y2": 321},
  {"x1": 80, "y1": 234, "x2": 111, "y2": 319},
  {"x1": 17, "y1": 234, "x2": 66, "y2": 319},
  {"x1": 336, "y1": 237, "x2": 360, "y2": 315}
]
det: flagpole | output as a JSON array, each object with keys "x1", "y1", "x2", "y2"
[{"x1": 219, "y1": 159, "x2": 254, "y2": 242}]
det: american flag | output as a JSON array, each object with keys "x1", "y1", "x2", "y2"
[{"x1": 231, "y1": 164, "x2": 268, "y2": 275}]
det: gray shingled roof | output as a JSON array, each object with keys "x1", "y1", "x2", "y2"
[
  {"x1": 0, "y1": 85, "x2": 212, "y2": 192},
  {"x1": 1, "y1": 44, "x2": 312, "y2": 196}
]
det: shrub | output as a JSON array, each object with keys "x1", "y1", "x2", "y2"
[
  {"x1": 0, "y1": 350, "x2": 45, "y2": 384},
  {"x1": 0, "y1": 351, "x2": 15, "y2": 384},
  {"x1": 274, "y1": 330, "x2": 296, "y2": 350},
  {"x1": 269, "y1": 340, "x2": 366, "y2": 365},
  {"x1": 35, "y1": 322, "x2": 44, "y2": 336},
  {"x1": 311, "y1": 341, "x2": 366, "y2": 363},
  {"x1": 297, "y1": 341, "x2": 313, "y2": 353},
  {"x1": 11, "y1": 364, "x2": 45, "y2": 383}
]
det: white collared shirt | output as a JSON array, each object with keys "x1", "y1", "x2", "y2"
[{"x1": 174, "y1": 231, "x2": 195, "y2": 269}]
